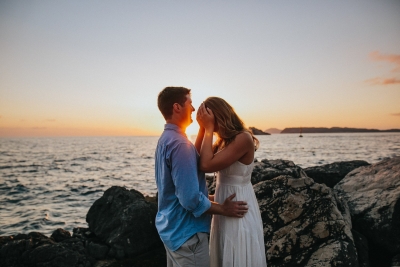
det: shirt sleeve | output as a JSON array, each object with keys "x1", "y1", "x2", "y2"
[{"x1": 170, "y1": 142, "x2": 211, "y2": 218}]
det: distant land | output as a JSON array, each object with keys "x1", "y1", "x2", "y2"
[
  {"x1": 265, "y1": 128, "x2": 282, "y2": 134},
  {"x1": 280, "y1": 127, "x2": 400, "y2": 134},
  {"x1": 249, "y1": 127, "x2": 271, "y2": 135}
]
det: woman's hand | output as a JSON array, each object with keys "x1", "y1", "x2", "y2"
[{"x1": 196, "y1": 102, "x2": 215, "y2": 132}]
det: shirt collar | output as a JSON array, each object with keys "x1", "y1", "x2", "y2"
[{"x1": 164, "y1": 123, "x2": 187, "y2": 137}]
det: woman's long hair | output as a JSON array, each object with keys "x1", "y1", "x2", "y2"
[{"x1": 204, "y1": 97, "x2": 259, "y2": 153}]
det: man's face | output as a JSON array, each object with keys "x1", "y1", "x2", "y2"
[{"x1": 181, "y1": 94, "x2": 195, "y2": 127}]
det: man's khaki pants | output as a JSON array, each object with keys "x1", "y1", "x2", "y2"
[{"x1": 165, "y1": 232, "x2": 210, "y2": 267}]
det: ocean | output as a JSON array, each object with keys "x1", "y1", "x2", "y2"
[{"x1": 1, "y1": 133, "x2": 399, "y2": 236}]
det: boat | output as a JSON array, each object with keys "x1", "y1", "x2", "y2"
[{"x1": 299, "y1": 127, "x2": 303, "y2": 137}]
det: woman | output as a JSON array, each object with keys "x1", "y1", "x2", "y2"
[{"x1": 195, "y1": 97, "x2": 267, "y2": 267}]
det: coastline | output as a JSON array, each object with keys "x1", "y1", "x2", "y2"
[{"x1": 280, "y1": 127, "x2": 400, "y2": 134}]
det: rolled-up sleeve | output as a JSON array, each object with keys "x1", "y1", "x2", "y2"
[
  {"x1": 191, "y1": 192, "x2": 212, "y2": 217},
  {"x1": 170, "y1": 142, "x2": 211, "y2": 217}
]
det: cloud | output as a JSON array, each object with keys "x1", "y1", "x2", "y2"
[
  {"x1": 366, "y1": 77, "x2": 400, "y2": 85},
  {"x1": 366, "y1": 51, "x2": 400, "y2": 86},
  {"x1": 32, "y1": 127, "x2": 47, "y2": 130},
  {"x1": 391, "y1": 113, "x2": 400, "y2": 116},
  {"x1": 45, "y1": 119, "x2": 56, "y2": 122},
  {"x1": 369, "y1": 51, "x2": 400, "y2": 72}
]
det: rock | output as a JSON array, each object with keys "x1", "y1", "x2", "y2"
[
  {"x1": 86, "y1": 186, "x2": 162, "y2": 259},
  {"x1": 72, "y1": 227, "x2": 96, "y2": 240},
  {"x1": 392, "y1": 254, "x2": 400, "y2": 267},
  {"x1": 251, "y1": 159, "x2": 308, "y2": 184},
  {"x1": 123, "y1": 246, "x2": 166, "y2": 267},
  {"x1": 206, "y1": 174, "x2": 216, "y2": 195},
  {"x1": 92, "y1": 246, "x2": 166, "y2": 267},
  {"x1": 352, "y1": 230, "x2": 369, "y2": 267},
  {"x1": 51, "y1": 228, "x2": 72, "y2": 242},
  {"x1": 144, "y1": 195, "x2": 157, "y2": 203},
  {"x1": 29, "y1": 241, "x2": 91, "y2": 267},
  {"x1": 0, "y1": 238, "x2": 34, "y2": 267},
  {"x1": 304, "y1": 160, "x2": 370, "y2": 188},
  {"x1": 249, "y1": 126, "x2": 271, "y2": 135},
  {"x1": 254, "y1": 175, "x2": 358, "y2": 267},
  {"x1": 0, "y1": 231, "x2": 91, "y2": 267},
  {"x1": 334, "y1": 156, "x2": 400, "y2": 266},
  {"x1": 87, "y1": 241, "x2": 110, "y2": 260},
  {"x1": 0, "y1": 236, "x2": 13, "y2": 248}
]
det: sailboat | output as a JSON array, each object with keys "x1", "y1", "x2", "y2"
[{"x1": 299, "y1": 127, "x2": 303, "y2": 137}]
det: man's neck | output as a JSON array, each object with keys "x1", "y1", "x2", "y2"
[{"x1": 166, "y1": 119, "x2": 187, "y2": 132}]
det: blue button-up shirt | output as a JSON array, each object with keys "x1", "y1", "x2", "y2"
[{"x1": 155, "y1": 123, "x2": 212, "y2": 251}]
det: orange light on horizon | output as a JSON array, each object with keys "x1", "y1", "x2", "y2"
[{"x1": 0, "y1": 126, "x2": 160, "y2": 138}]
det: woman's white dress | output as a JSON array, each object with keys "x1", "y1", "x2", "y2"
[{"x1": 210, "y1": 160, "x2": 267, "y2": 267}]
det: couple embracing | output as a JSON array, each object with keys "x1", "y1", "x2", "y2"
[{"x1": 155, "y1": 87, "x2": 267, "y2": 267}]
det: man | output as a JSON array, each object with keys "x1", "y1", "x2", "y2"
[{"x1": 155, "y1": 87, "x2": 248, "y2": 267}]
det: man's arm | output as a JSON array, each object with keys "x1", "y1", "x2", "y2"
[
  {"x1": 171, "y1": 142, "x2": 248, "y2": 219},
  {"x1": 206, "y1": 193, "x2": 248, "y2": 218},
  {"x1": 170, "y1": 142, "x2": 211, "y2": 217}
]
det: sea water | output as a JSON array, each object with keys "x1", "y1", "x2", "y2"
[{"x1": 1, "y1": 133, "x2": 399, "y2": 236}]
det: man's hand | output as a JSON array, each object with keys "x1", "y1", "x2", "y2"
[{"x1": 221, "y1": 193, "x2": 248, "y2": 218}]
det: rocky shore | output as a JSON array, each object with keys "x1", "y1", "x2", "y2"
[{"x1": 1, "y1": 156, "x2": 399, "y2": 267}]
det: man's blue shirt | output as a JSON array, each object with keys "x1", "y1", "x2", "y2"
[{"x1": 155, "y1": 123, "x2": 211, "y2": 251}]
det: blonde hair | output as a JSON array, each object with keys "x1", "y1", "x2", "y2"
[{"x1": 204, "y1": 97, "x2": 259, "y2": 153}]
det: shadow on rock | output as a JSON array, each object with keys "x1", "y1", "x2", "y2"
[
  {"x1": 334, "y1": 156, "x2": 400, "y2": 267},
  {"x1": 304, "y1": 160, "x2": 370, "y2": 188}
]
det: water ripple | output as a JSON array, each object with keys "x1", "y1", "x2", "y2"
[{"x1": 0, "y1": 134, "x2": 399, "y2": 236}]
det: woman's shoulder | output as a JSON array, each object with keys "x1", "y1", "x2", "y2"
[
  {"x1": 236, "y1": 131, "x2": 253, "y2": 139},
  {"x1": 234, "y1": 131, "x2": 254, "y2": 145}
]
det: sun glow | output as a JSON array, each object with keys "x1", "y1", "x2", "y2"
[{"x1": 186, "y1": 120, "x2": 200, "y2": 137}]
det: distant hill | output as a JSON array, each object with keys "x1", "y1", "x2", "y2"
[
  {"x1": 265, "y1": 128, "x2": 282, "y2": 134},
  {"x1": 281, "y1": 127, "x2": 400, "y2": 134},
  {"x1": 249, "y1": 127, "x2": 271, "y2": 135}
]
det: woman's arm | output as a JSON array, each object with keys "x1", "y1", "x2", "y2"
[
  {"x1": 200, "y1": 131, "x2": 253, "y2": 172},
  {"x1": 194, "y1": 126, "x2": 205, "y2": 154},
  {"x1": 197, "y1": 104, "x2": 254, "y2": 173}
]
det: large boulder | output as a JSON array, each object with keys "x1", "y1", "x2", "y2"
[
  {"x1": 86, "y1": 186, "x2": 162, "y2": 260},
  {"x1": 334, "y1": 156, "x2": 400, "y2": 266},
  {"x1": 251, "y1": 159, "x2": 308, "y2": 184},
  {"x1": 254, "y1": 175, "x2": 358, "y2": 267},
  {"x1": 304, "y1": 160, "x2": 370, "y2": 188}
]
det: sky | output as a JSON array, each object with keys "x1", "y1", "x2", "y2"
[{"x1": 1, "y1": 0, "x2": 399, "y2": 137}]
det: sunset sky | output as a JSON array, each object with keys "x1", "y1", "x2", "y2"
[{"x1": 1, "y1": 1, "x2": 399, "y2": 137}]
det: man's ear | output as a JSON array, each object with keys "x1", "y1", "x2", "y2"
[{"x1": 172, "y1": 103, "x2": 181, "y2": 113}]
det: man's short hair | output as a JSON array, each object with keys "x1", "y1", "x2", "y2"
[{"x1": 158, "y1": 87, "x2": 191, "y2": 120}]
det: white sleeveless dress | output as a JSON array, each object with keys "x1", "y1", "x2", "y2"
[{"x1": 209, "y1": 160, "x2": 267, "y2": 267}]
